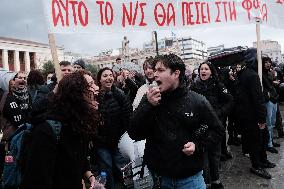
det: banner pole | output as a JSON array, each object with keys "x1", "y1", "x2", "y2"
[
  {"x1": 256, "y1": 18, "x2": 262, "y2": 88},
  {"x1": 48, "y1": 33, "x2": 62, "y2": 81}
]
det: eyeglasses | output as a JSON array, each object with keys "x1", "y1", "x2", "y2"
[{"x1": 16, "y1": 76, "x2": 27, "y2": 80}]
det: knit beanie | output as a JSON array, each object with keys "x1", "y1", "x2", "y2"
[{"x1": 74, "y1": 59, "x2": 85, "y2": 69}]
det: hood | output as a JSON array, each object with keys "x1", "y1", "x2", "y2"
[
  {"x1": 0, "y1": 70, "x2": 17, "y2": 91},
  {"x1": 243, "y1": 48, "x2": 258, "y2": 71}
]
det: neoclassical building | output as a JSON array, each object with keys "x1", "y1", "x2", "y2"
[{"x1": 0, "y1": 37, "x2": 64, "y2": 72}]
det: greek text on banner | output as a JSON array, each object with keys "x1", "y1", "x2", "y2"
[{"x1": 42, "y1": 0, "x2": 284, "y2": 33}]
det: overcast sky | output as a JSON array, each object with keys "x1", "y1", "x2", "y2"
[{"x1": 1, "y1": 0, "x2": 283, "y2": 56}]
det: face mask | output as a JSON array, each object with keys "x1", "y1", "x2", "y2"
[{"x1": 47, "y1": 80, "x2": 53, "y2": 85}]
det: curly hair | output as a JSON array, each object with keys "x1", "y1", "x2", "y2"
[
  {"x1": 52, "y1": 71, "x2": 100, "y2": 138},
  {"x1": 27, "y1": 70, "x2": 45, "y2": 86}
]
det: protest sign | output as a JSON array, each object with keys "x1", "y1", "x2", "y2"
[{"x1": 42, "y1": 0, "x2": 284, "y2": 33}]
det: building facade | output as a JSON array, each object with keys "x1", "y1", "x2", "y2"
[
  {"x1": 253, "y1": 40, "x2": 283, "y2": 63},
  {"x1": 0, "y1": 37, "x2": 64, "y2": 72},
  {"x1": 207, "y1": 45, "x2": 225, "y2": 56},
  {"x1": 143, "y1": 36, "x2": 207, "y2": 61},
  {"x1": 178, "y1": 37, "x2": 207, "y2": 61}
]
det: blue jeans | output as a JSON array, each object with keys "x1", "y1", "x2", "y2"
[
  {"x1": 266, "y1": 101, "x2": 277, "y2": 147},
  {"x1": 96, "y1": 148, "x2": 129, "y2": 189},
  {"x1": 160, "y1": 171, "x2": 206, "y2": 189}
]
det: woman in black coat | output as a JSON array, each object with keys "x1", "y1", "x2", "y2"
[
  {"x1": 95, "y1": 67, "x2": 132, "y2": 189},
  {"x1": 22, "y1": 71, "x2": 104, "y2": 189},
  {"x1": 191, "y1": 62, "x2": 233, "y2": 189}
]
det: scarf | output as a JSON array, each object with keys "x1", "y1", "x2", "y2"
[{"x1": 12, "y1": 87, "x2": 30, "y2": 110}]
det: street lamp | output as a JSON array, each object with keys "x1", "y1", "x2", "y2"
[{"x1": 152, "y1": 31, "x2": 159, "y2": 56}]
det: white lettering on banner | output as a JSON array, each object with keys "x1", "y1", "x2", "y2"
[
  {"x1": 276, "y1": 0, "x2": 284, "y2": 5},
  {"x1": 42, "y1": 0, "x2": 284, "y2": 33}
]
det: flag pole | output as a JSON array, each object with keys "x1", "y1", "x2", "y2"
[
  {"x1": 256, "y1": 18, "x2": 262, "y2": 87},
  {"x1": 48, "y1": 33, "x2": 62, "y2": 81}
]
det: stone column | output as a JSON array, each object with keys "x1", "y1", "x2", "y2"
[
  {"x1": 2, "y1": 49, "x2": 9, "y2": 70},
  {"x1": 33, "y1": 53, "x2": 38, "y2": 69},
  {"x1": 24, "y1": 51, "x2": 30, "y2": 72},
  {"x1": 14, "y1": 50, "x2": 20, "y2": 72}
]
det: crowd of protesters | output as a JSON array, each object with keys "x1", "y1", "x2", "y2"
[{"x1": 0, "y1": 48, "x2": 284, "y2": 189}]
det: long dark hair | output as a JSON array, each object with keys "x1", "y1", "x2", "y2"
[
  {"x1": 52, "y1": 71, "x2": 100, "y2": 137},
  {"x1": 97, "y1": 67, "x2": 113, "y2": 88},
  {"x1": 198, "y1": 62, "x2": 219, "y2": 81}
]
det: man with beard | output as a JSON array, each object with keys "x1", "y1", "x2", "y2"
[
  {"x1": 0, "y1": 71, "x2": 29, "y2": 177},
  {"x1": 11, "y1": 71, "x2": 31, "y2": 118},
  {"x1": 128, "y1": 54, "x2": 224, "y2": 189},
  {"x1": 1, "y1": 71, "x2": 30, "y2": 128}
]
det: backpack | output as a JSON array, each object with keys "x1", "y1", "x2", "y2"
[{"x1": 2, "y1": 120, "x2": 62, "y2": 189}]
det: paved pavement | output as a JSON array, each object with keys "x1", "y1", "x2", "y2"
[{"x1": 220, "y1": 104, "x2": 284, "y2": 189}]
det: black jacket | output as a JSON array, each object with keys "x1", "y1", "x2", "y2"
[
  {"x1": 235, "y1": 68, "x2": 266, "y2": 124},
  {"x1": 262, "y1": 71, "x2": 278, "y2": 103},
  {"x1": 117, "y1": 78, "x2": 139, "y2": 103},
  {"x1": 190, "y1": 78, "x2": 234, "y2": 120},
  {"x1": 128, "y1": 86, "x2": 224, "y2": 178},
  {"x1": 2, "y1": 93, "x2": 26, "y2": 127},
  {"x1": 95, "y1": 86, "x2": 132, "y2": 149},
  {"x1": 22, "y1": 112, "x2": 90, "y2": 189}
]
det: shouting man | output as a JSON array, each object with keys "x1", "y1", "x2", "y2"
[{"x1": 128, "y1": 54, "x2": 224, "y2": 189}]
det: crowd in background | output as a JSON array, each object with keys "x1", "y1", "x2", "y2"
[{"x1": 1, "y1": 48, "x2": 284, "y2": 189}]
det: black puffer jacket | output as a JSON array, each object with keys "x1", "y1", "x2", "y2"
[
  {"x1": 95, "y1": 86, "x2": 132, "y2": 149},
  {"x1": 190, "y1": 78, "x2": 234, "y2": 120},
  {"x1": 128, "y1": 86, "x2": 224, "y2": 178}
]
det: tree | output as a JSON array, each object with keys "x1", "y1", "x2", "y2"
[
  {"x1": 85, "y1": 64, "x2": 99, "y2": 76},
  {"x1": 42, "y1": 60, "x2": 55, "y2": 75}
]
